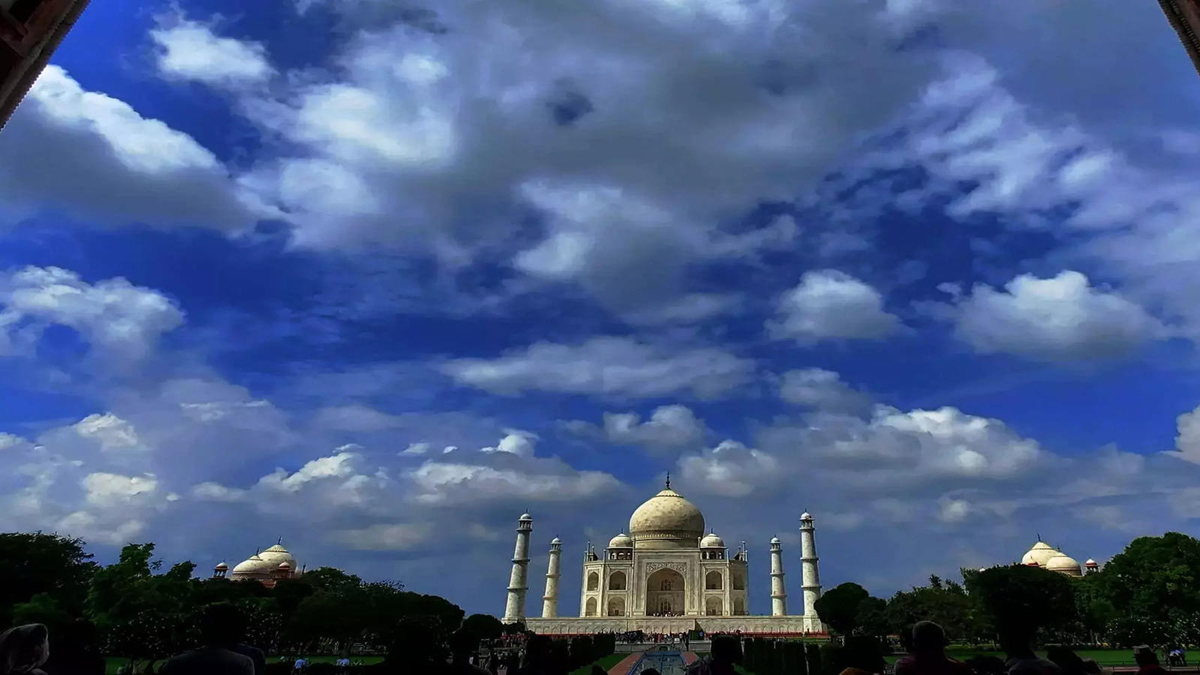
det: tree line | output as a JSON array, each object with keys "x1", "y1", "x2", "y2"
[
  {"x1": 813, "y1": 532, "x2": 1200, "y2": 649},
  {"x1": 0, "y1": 532, "x2": 497, "y2": 670}
]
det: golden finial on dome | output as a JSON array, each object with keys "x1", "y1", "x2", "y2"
[{"x1": 665, "y1": 472, "x2": 671, "y2": 490}]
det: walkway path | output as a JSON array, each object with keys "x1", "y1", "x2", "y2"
[
  {"x1": 607, "y1": 652, "x2": 643, "y2": 675},
  {"x1": 608, "y1": 650, "x2": 700, "y2": 675}
]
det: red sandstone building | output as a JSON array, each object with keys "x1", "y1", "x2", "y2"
[
  {"x1": 1161, "y1": 0, "x2": 1200, "y2": 76},
  {"x1": 0, "y1": 0, "x2": 89, "y2": 129}
]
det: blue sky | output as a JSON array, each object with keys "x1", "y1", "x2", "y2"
[{"x1": 2, "y1": 0, "x2": 1200, "y2": 617}]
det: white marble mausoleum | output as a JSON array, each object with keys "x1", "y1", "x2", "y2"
[{"x1": 502, "y1": 479, "x2": 826, "y2": 636}]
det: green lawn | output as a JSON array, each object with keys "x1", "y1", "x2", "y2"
[
  {"x1": 881, "y1": 648, "x2": 1137, "y2": 667},
  {"x1": 568, "y1": 652, "x2": 627, "y2": 675},
  {"x1": 733, "y1": 647, "x2": 1140, "y2": 675}
]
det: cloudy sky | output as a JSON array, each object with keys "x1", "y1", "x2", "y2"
[{"x1": 3, "y1": 0, "x2": 1200, "y2": 617}]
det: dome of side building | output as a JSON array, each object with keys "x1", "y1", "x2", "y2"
[
  {"x1": 1045, "y1": 553, "x2": 1083, "y2": 577},
  {"x1": 1021, "y1": 541, "x2": 1060, "y2": 567}
]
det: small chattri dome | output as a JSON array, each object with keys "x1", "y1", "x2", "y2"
[
  {"x1": 551, "y1": 537, "x2": 562, "y2": 545},
  {"x1": 608, "y1": 532, "x2": 633, "y2": 549},
  {"x1": 215, "y1": 562, "x2": 228, "y2": 570},
  {"x1": 1046, "y1": 553, "x2": 1083, "y2": 577},
  {"x1": 1085, "y1": 558, "x2": 1098, "y2": 567},
  {"x1": 770, "y1": 536, "x2": 781, "y2": 545},
  {"x1": 520, "y1": 513, "x2": 533, "y2": 521},
  {"x1": 800, "y1": 512, "x2": 813, "y2": 521},
  {"x1": 700, "y1": 532, "x2": 725, "y2": 548},
  {"x1": 278, "y1": 562, "x2": 292, "y2": 570}
]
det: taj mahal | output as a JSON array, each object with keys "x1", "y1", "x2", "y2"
[{"x1": 502, "y1": 480, "x2": 827, "y2": 636}]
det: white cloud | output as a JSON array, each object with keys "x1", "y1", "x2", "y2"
[
  {"x1": 677, "y1": 440, "x2": 781, "y2": 498},
  {"x1": 598, "y1": 405, "x2": 708, "y2": 451},
  {"x1": 331, "y1": 523, "x2": 432, "y2": 551},
  {"x1": 82, "y1": 472, "x2": 159, "y2": 508},
  {"x1": 0, "y1": 67, "x2": 265, "y2": 228},
  {"x1": 257, "y1": 451, "x2": 363, "y2": 493},
  {"x1": 1168, "y1": 404, "x2": 1200, "y2": 464},
  {"x1": 151, "y1": 18, "x2": 275, "y2": 89},
  {"x1": 0, "y1": 433, "x2": 30, "y2": 451},
  {"x1": 768, "y1": 270, "x2": 901, "y2": 343},
  {"x1": 778, "y1": 369, "x2": 871, "y2": 414},
  {"x1": 752, "y1": 403, "x2": 1047, "y2": 498},
  {"x1": 481, "y1": 431, "x2": 537, "y2": 458},
  {"x1": 408, "y1": 462, "x2": 619, "y2": 505},
  {"x1": 442, "y1": 337, "x2": 755, "y2": 399},
  {"x1": 74, "y1": 414, "x2": 142, "y2": 452},
  {"x1": 192, "y1": 482, "x2": 247, "y2": 502},
  {"x1": 312, "y1": 404, "x2": 404, "y2": 432},
  {"x1": 179, "y1": 400, "x2": 269, "y2": 423},
  {"x1": 948, "y1": 271, "x2": 1164, "y2": 362},
  {"x1": 56, "y1": 511, "x2": 146, "y2": 546},
  {"x1": 400, "y1": 442, "x2": 431, "y2": 457},
  {"x1": 201, "y1": 0, "x2": 937, "y2": 319},
  {"x1": 891, "y1": 54, "x2": 1200, "y2": 345},
  {"x1": 937, "y1": 498, "x2": 971, "y2": 524},
  {"x1": 0, "y1": 266, "x2": 184, "y2": 363}
]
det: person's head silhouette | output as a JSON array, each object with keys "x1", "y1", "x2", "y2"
[
  {"x1": 0, "y1": 624, "x2": 50, "y2": 675},
  {"x1": 198, "y1": 603, "x2": 246, "y2": 648},
  {"x1": 1135, "y1": 647, "x2": 1159, "y2": 668},
  {"x1": 448, "y1": 630, "x2": 479, "y2": 663},
  {"x1": 911, "y1": 621, "x2": 948, "y2": 655},
  {"x1": 997, "y1": 623, "x2": 1037, "y2": 659},
  {"x1": 710, "y1": 635, "x2": 742, "y2": 664},
  {"x1": 1047, "y1": 646, "x2": 1085, "y2": 675}
]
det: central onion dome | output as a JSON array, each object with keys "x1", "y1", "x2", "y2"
[
  {"x1": 629, "y1": 481, "x2": 705, "y2": 550},
  {"x1": 1021, "y1": 541, "x2": 1060, "y2": 567}
]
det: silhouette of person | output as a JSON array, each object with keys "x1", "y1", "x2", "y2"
[
  {"x1": 1135, "y1": 647, "x2": 1167, "y2": 675},
  {"x1": 41, "y1": 620, "x2": 104, "y2": 675},
  {"x1": 160, "y1": 604, "x2": 254, "y2": 675},
  {"x1": 894, "y1": 621, "x2": 971, "y2": 675},
  {"x1": 685, "y1": 635, "x2": 741, "y2": 675},
  {"x1": 447, "y1": 630, "x2": 489, "y2": 675},
  {"x1": 998, "y1": 625, "x2": 1061, "y2": 675},
  {"x1": 1046, "y1": 646, "x2": 1086, "y2": 675},
  {"x1": 0, "y1": 624, "x2": 50, "y2": 675},
  {"x1": 517, "y1": 635, "x2": 554, "y2": 675}
]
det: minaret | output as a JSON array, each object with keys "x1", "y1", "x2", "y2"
[
  {"x1": 504, "y1": 512, "x2": 533, "y2": 624},
  {"x1": 769, "y1": 537, "x2": 787, "y2": 616},
  {"x1": 542, "y1": 537, "x2": 562, "y2": 618},
  {"x1": 800, "y1": 512, "x2": 822, "y2": 629}
]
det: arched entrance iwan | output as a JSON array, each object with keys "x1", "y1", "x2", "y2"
[{"x1": 645, "y1": 568, "x2": 685, "y2": 616}]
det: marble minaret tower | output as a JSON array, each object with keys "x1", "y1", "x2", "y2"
[
  {"x1": 504, "y1": 513, "x2": 533, "y2": 624},
  {"x1": 542, "y1": 537, "x2": 562, "y2": 618},
  {"x1": 800, "y1": 512, "x2": 823, "y2": 630},
  {"x1": 769, "y1": 537, "x2": 787, "y2": 616}
]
